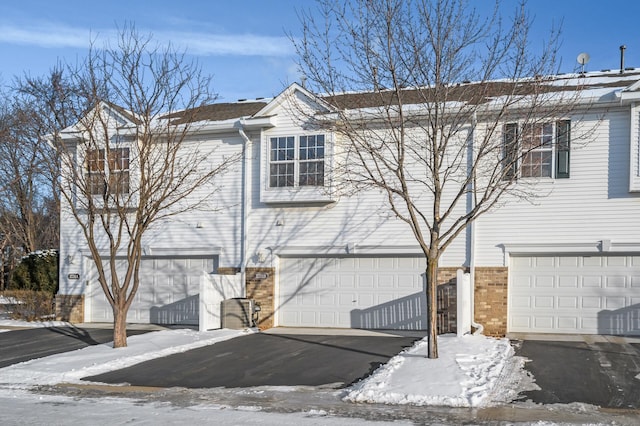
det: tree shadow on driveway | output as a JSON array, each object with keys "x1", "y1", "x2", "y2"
[{"x1": 83, "y1": 332, "x2": 421, "y2": 388}]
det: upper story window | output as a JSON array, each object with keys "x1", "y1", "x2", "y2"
[
  {"x1": 503, "y1": 120, "x2": 570, "y2": 179},
  {"x1": 87, "y1": 147, "x2": 130, "y2": 195},
  {"x1": 269, "y1": 134, "x2": 325, "y2": 187}
]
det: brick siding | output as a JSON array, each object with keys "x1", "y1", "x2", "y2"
[
  {"x1": 55, "y1": 294, "x2": 84, "y2": 323},
  {"x1": 473, "y1": 267, "x2": 509, "y2": 337},
  {"x1": 245, "y1": 267, "x2": 275, "y2": 330}
]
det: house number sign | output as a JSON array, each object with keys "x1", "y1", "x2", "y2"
[{"x1": 67, "y1": 273, "x2": 80, "y2": 280}]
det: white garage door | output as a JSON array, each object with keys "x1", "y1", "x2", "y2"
[
  {"x1": 87, "y1": 257, "x2": 215, "y2": 325},
  {"x1": 278, "y1": 256, "x2": 427, "y2": 330},
  {"x1": 509, "y1": 254, "x2": 640, "y2": 335}
]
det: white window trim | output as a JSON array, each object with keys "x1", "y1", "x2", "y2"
[
  {"x1": 260, "y1": 132, "x2": 334, "y2": 204},
  {"x1": 504, "y1": 120, "x2": 570, "y2": 180}
]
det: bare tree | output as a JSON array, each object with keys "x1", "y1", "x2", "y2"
[
  {"x1": 21, "y1": 26, "x2": 239, "y2": 347},
  {"x1": 0, "y1": 95, "x2": 58, "y2": 291},
  {"x1": 294, "y1": 0, "x2": 583, "y2": 358}
]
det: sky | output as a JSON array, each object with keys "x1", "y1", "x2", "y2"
[{"x1": 0, "y1": 0, "x2": 639, "y2": 103}]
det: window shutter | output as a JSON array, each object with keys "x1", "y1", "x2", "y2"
[
  {"x1": 556, "y1": 120, "x2": 570, "y2": 178},
  {"x1": 502, "y1": 123, "x2": 519, "y2": 180}
]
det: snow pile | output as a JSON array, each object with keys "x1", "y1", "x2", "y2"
[
  {"x1": 344, "y1": 334, "x2": 524, "y2": 407},
  {"x1": 0, "y1": 318, "x2": 71, "y2": 328},
  {"x1": 0, "y1": 328, "x2": 251, "y2": 387},
  {"x1": 0, "y1": 322, "x2": 534, "y2": 409}
]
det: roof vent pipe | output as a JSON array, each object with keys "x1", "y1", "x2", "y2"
[{"x1": 620, "y1": 45, "x2": 627, "y2": 74}]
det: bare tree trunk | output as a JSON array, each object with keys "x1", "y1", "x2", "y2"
[
  {"x1": 426, "y1": 256, "x2": 439, "y2": 359},
  {"x1": 112, "y1": 303, "x2": 128, "y2": 348}
]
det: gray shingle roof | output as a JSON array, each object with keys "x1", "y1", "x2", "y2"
[{"x1": 162, "y1": 101, "x2": 268, "y2": 124}]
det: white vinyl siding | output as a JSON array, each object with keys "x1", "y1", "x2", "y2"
[{"x1": 477, "y1": 110, "x2": 639, "y2": 267}]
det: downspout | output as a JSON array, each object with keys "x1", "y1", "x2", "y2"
[
  {"x1": 238, "y1": 123, "x2": 251, "y2": 293},
  {"x1": 468, "y1": 112, "x2": 484, "y2": 335}
]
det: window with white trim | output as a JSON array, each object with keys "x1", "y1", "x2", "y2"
[
  {"x1": 503, "y1": 120, "x2": 570, "y2": 179},
  {"x1": 87, "y1": 147, "x2": 130, "y2": 194},
  {"x1": 269, "y1": 134, "x2": 325, "y2": 187}
]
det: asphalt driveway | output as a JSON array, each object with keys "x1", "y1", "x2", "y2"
[
  {"x1": 512, "y1": 335, "x2": 640, "y2": 409},
  {"x1": 0, "y1": 326, "x2": 149, "y2": 368},
  {"x1": 84, "y1": 331, "x2": 422, "y2": 388}
]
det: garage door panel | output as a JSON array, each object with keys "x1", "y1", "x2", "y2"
[
  {"x1": 378, "y1": 293, "x2": 395, "y2": 304},
  {"x1": 278, "y1": 256, "x2": 426, "y2": 330},
  {"x1": 583, "y1": 276, "x2": 602, "y2": 287},
  {"x1": 510, "y1": 254, "x2": 640, "y2": 335},
  {"x1": 582, "y1": 297, "x2": 601, "y2": 309},
  {"x1": 378, "y1": 275, "x2": 395, "y2": 288},
  {"x1": 534, "y1": 296, "x2": 554, "y2": 308},
  {"x1": 359, "y1": 294, "x2": 375, "y2": 306},
  {"x1": 583, "y1": 256, "x2": 603, "y2": 267},
  {"x1": 559, "y1": 256, "x2": 579, "y2": 267},
  {"x1": 359, "y1": 275, "x2": 375, "y2": 288},
  {"x1": 338, "y1": 293, "x2": 356, "y2": 306},
  {"x1": 558, "y1": 276, "x2": 578, "y2": 287},
  {"x1": 535, "y1": 257, "x2": 555, "y2": 268},
  {"x1": 606, "y1": 297, "x2": 626, "y2": 309},
  {"x1": 512, "y1": 257, "x2": 533, "y2": 268},
  {"x1": 318, "y1": 293, "x2": 335, "y2": 305},
  {"x1": 512, "y1": 276, "x2": 532, "y2": 288},
  {"x1": 338, "y1": 276, "x2": 355, "y2": 288},
  {"x1": 512, "y1": 296, "x2": 531, "y2": 308},
  {"x1": 607, "y1": 257, "x2": 627, "y2": 267},
  {"x1": 581, "y1": 317, "x2": 598, "y2": 330},
  {"x1": 558, "y1": 297, "x2": 578, "y2": 308},
  {"x1": 88, "y1": 256, "x2": 215, "y2": 325},
  {"x1": 606, "y1": 276, "x2": 626, "y2": 288},
  {"x1": 534, "y1": 316, "x2": 554, "y2": 328},
  {"x1": 558, "y1": 317, "x2": 578, "y2": 329},
  {"x1": 511, "y1": 316, "x2": 531, "y2": 328},
  {"x1": 534, "y1": 276, "x2": 555, "y2": 288}
]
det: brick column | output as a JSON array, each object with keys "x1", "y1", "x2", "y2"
[
  {"x1": 473, "y1": 267, "x2": 508, "y2": 336},
  {"x1": 245, "y1": 267, "x2": 275, "y2": 330},
  {"x1": 55, "y1": 294, "x2": 84, "y2": 323}
]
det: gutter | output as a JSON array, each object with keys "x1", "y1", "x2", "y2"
[
  {"x1": 237, "y1": 123, "x2": 252, "y2": 292},
  {"x1": 468, "y1": 112, "x2": 484, "y2": 335}
]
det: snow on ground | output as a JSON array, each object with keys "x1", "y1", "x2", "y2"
[
  {"x1": 0, "y1": 388, "x2": 412, "y2": 426},
  {"x1": 345, "y1": 334, "x2": 531, "y2": 407},
  {"x1": 0, "y1": 319, "x2": 529, "y2": 408},
  {"x1": 0, "y1": 326, "x2": 251, "y2": 388},
  {"x1": 0, "y1": 318, "x2": 70, "y2": 328}
]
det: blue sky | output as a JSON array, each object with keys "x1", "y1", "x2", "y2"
[{"x1": 0, "y1": 0, "x2": 639, "y2": 103}]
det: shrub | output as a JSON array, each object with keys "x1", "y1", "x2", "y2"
[
  {"x1": 0, "y1": 290, "x2": 55, "y2": 321},
  {"x1": 9, "y1": 249, "x2": 59, "y2": 295}
]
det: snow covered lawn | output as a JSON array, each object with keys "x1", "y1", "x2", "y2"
[
  {"x1": 0, "y1": 320, "x2": 531, "y2": 408},
  {"x1": 345, "y1": 334, "x2": 531, "y2": 407}
]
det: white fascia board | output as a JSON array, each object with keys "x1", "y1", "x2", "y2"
[
  {"x1": 184, "y1": 116, "x2": 277, "y2": 135},
  {"x1": 503, "y1": 242, "x2": 601, "y2": 254},
  {"x1": 503, "y1": 241, "x2": 640, "y2": 254},
  {"x1": 239, "y1": 115, "x2": 277, "y2": 129},
  {"x1": 272, "y1": 245, "x2": 424, "y2": 256},
  {"x1": 79, "y1": 246, "x2": 223, "y2": 258},
  {"x1": 254, "y1": 83, "x2": 335, "y2": 118},
  {"x1": 617, "y1": 90, "x2": 640, "y2": 102}
]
